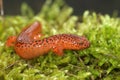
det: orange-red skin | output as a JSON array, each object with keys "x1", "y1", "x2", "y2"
[{"x1": 6, "y1": 21, "x2": 90, "y2": 59}]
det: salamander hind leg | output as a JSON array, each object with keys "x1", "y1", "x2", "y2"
[{"x1": 52, "y1": 46, "x2": 64, "y2": 56}]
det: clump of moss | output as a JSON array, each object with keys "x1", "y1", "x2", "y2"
[{"x1": 0, "y1": 0, "x2": 120, "y2": 80}]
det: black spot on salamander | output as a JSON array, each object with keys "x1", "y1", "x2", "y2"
[
  {"x1": 31, "y1": 43, "x2": 36, "y2": 47},
  {"x1": 48, "y1": 38, "x2": 53, "y2": 42},
  {"x1": 38, "y1": 40, "x2": 44, "y2": 45},
  {"x1": 35, "y1": 42, "x2": 39, "y2": 45},
  {"x1": 45, "y1": 39, "x2": 48, "y2": 43},
  {"x1": 28, "y1": 45, "x2": 30, "y2": 47},
  {"x1": 16, "y1": 45, "x2": 20, "y2": 47},
  {"x1": 21, "y1": 45, "x2": 24, "y2": 48},
  {"x1": 84, "y1": 43, "x2": 89, "y2": 47},
  {"x1": 35, "y1": 40, "x2": 39, "y2": 43}
]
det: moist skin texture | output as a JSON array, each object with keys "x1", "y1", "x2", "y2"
[{"x1": 6, "y1": 21, "x2": 90, "y2": 59}]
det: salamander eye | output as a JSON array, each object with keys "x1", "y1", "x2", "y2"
[{"x1": 79, "y1": 41, "x2": 84, "y2": 45}]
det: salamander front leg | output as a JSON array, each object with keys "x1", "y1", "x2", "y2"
[{"x1": 53, "y1": 47, "x2": 64, "y2": 56}]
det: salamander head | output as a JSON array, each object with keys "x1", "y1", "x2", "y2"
[
  {"x1": 68, "y1": 35, "x2": 90, "y2": 50},
  {"x1": 77, "y1": 36, "x2": 90, "y2": 49},
  {"x1": 5, "y1": 36, "x2": 16, "y2": 47}
]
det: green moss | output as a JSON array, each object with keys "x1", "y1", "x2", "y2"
[{"x1": 0, "y1": 0, "x2": 120, "y2": 80}]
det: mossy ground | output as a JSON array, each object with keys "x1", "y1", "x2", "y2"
[{"x1": 0, "y1": 0, "x2": 120, "y2": 80}]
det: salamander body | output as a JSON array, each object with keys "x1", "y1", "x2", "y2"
[{"x1": 6, "y1": 21, "x2": 90, "y2": 59}]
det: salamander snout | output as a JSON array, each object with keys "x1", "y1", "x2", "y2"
[
  {"x1": 78, "y1": 36, "x2": 90, "y2": 49},
  {"x1": 82, "y1": 39, "x2": 90, "y2": 48}
]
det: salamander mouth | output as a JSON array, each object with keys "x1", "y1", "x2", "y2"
[
  {"x1": 78, "y1": 36, "x2": 90, "y2": 48},
  {"x1": 84, "y1": 41, "x2": 90, "y2": 48}
]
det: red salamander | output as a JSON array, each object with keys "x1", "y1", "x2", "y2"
[{"x1": 6, "y1": 21, "x2": 90, "y2": 59}]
